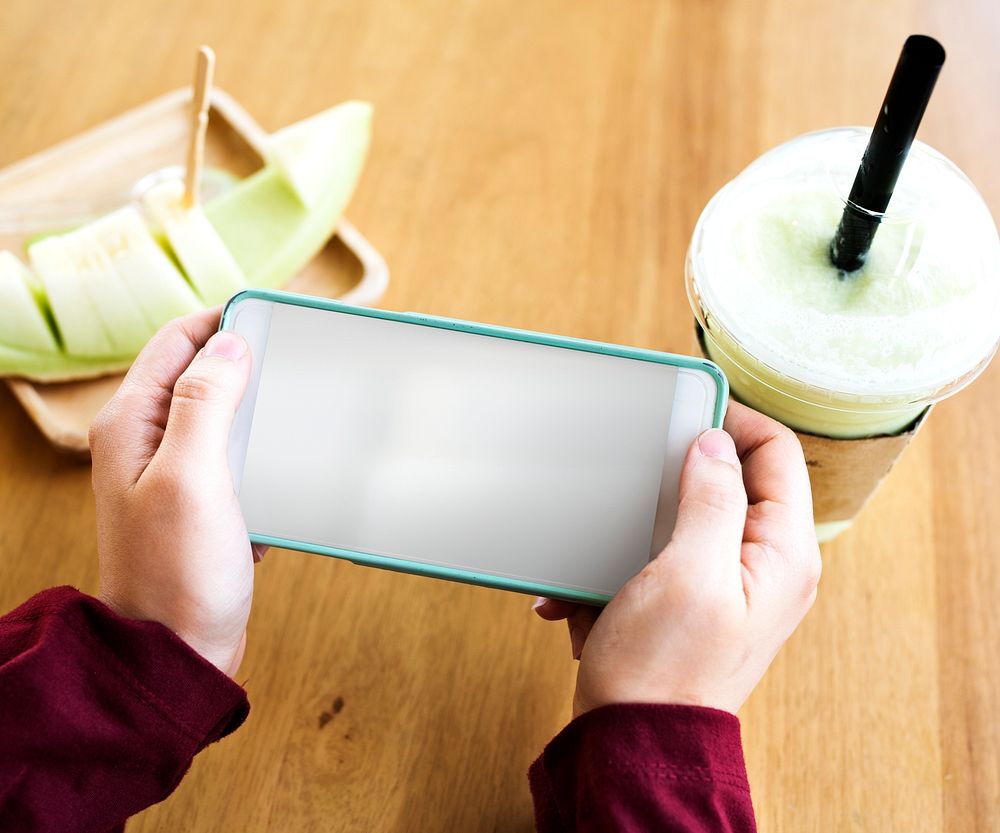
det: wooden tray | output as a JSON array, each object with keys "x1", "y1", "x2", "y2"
[{"x1": 0, "y1": 88, "x2": 388, "y2": 455}]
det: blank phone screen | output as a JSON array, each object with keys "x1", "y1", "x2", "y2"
[{"x1": 233, "y1": 301, "x2": 690, "y2": 596}]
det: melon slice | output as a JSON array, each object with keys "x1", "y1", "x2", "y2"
[
  {"x1": 207, "y1": 100, "x2": 372, "y2": 287},
  {"x1": 28, "y1": 235, "x2": 116, "y2": 357},
  {"x1": 143, "y1": 180, "x2": 246, "y2": 305},
  {"x1": 266, "y1": 100, "x2": 373, "y2": 208},
  {"x1": 61, "y1": 229, "x2": 154, "y2": 356},
  {"x1": 89, "y1": 206, "x2": 202, "y2": 327},
  {"x1": 0, "y1": 251, "x2": 59, "y2": 353}
]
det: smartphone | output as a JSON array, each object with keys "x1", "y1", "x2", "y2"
[{"x1": 223, "y1": 289, "x2": 727, "y2": 604}]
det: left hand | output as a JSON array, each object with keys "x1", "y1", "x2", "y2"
[{"x1": 89, "y1": 308, "x2": 265, "y2": 678}]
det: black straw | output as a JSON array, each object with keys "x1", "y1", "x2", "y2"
[{"x1": 829, "y1": 35, "x2": 945, "y2": 273}]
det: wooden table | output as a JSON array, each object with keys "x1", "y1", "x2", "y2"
[{"x1": 2, "y1": 1, "x2": 998, "y2": 830}]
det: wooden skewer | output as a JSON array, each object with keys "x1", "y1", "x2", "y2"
[{"x1": 183, "y1": 45, "x2": 216, "y2": 209}]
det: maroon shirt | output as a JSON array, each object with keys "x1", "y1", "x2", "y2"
[{"x1": 0, "y1": 588, "x2": 756, "y2": 831}]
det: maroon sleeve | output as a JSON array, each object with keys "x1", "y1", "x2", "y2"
[
  {"x1": 529, "y1": 702, "x2": 756, "y2": 833},
  {"x1": 0, "y1": 586, "x2": 249, "y2": 833}
]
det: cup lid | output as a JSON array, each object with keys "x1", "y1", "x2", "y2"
[{"x1": 688, "y1": 127, "x2": 1000, "y2": 404}]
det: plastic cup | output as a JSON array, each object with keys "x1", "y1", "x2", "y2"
[{"x1": 686, "y1": 128, "x2": 1000, "y2": 540}]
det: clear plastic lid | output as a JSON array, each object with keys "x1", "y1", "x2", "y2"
[{"x1": 688, "y1": 128, "x2": 1000, "y2": 405}]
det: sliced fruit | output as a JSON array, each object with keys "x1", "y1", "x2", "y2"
[
  {"x1": 0, "y1": 251, "x2": 59, "y2": 353},
  {"x1": 28, "y1": 234, "x2": 116, "y2": 357},
  {"x1": 142, "y1": 180, "x2": 246, "y2": 305},
  {"x1": 3, "y1": 99, "x2": 373, "y2": 382},
  {"x1": 89, "y1": 206, "x2": 202, "y2": 327},
  {"x1": 266, "y1": 100, "x2": 373, "y2": 208},
  {"x1": 207, "y1": 101, "x2": 372, "y2": 287},
  {"x1": 62, "y1": 228, "x2": 154, "y2": 356}
]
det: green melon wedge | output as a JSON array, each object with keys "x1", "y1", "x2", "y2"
[
  {"x1": 60, "y1": 229, "x2": 155, "y2": 356},
  {"x1": 29, "y1": 235, "x2": 117, "y2": 357},
  {"x1": 0, "y1": 251, "x2": 60, "y2": 353},
  {"x1": 89, "y1": 206, "x2": 203, "y2": 327},
  {"x1": 143, "y1": 180, "x2": 247, "y2": 305},
  {"x1": 206, "y1": 100, "x2": 372, "y2": 288}
]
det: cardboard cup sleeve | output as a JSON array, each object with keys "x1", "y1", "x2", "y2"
[
  {"x1": 693, "y1": 323, "x2": 928, "y2": 524},
  {"x1": 793, "y1": 411, "x2": 928, "y2": 523}
]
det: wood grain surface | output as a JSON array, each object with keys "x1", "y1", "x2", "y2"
[{"x1": 2, "y1": 1, "x2": 998, "y2": 831}]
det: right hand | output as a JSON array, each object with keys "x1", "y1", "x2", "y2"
[{"x1": 534, "y1": 401, "x2": 821, "y2": 717}]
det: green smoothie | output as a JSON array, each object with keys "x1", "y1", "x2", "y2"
[{"x1": 687, "y1": 128, "x2": 1000, "y2": 538}]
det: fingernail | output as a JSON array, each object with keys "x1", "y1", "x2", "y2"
[
  {"x1": 202, "y1": 331, "x2": 247, "y2": 361},
  {"x1": 698, "y1": 428, "x2": 739, "y2": 464},
  {"x1": 532, "y1": 597, "x2": 546, "y2": 611}
]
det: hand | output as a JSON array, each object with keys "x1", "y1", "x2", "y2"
[
  {"x1": 534, "y1": 400, "x2": 821, "y2": 717},
  {"x1": 89, "y1": 308, "x2": 264, "y2": 678}
]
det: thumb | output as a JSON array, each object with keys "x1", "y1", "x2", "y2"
[
  {"x1": 160, "y1": 330, "x2": 251, "y2": 466},
  {"x1": 662, "y1": 428, "x2": 748, "y2": 577}
]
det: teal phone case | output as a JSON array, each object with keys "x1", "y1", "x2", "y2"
[{"x1": 221, "y1": 288, "x2": 728, "y2": 605}]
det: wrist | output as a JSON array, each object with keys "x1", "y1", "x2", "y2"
[
  {"x1": 174, "y1": 629, "x2": 246, "y2": 678},
  {"x1": 573, "y1": 686, "x2": 739, "y2": 719},
  {"x1": 98, "y1": 590, "x2": 245, "y2": 678}
]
